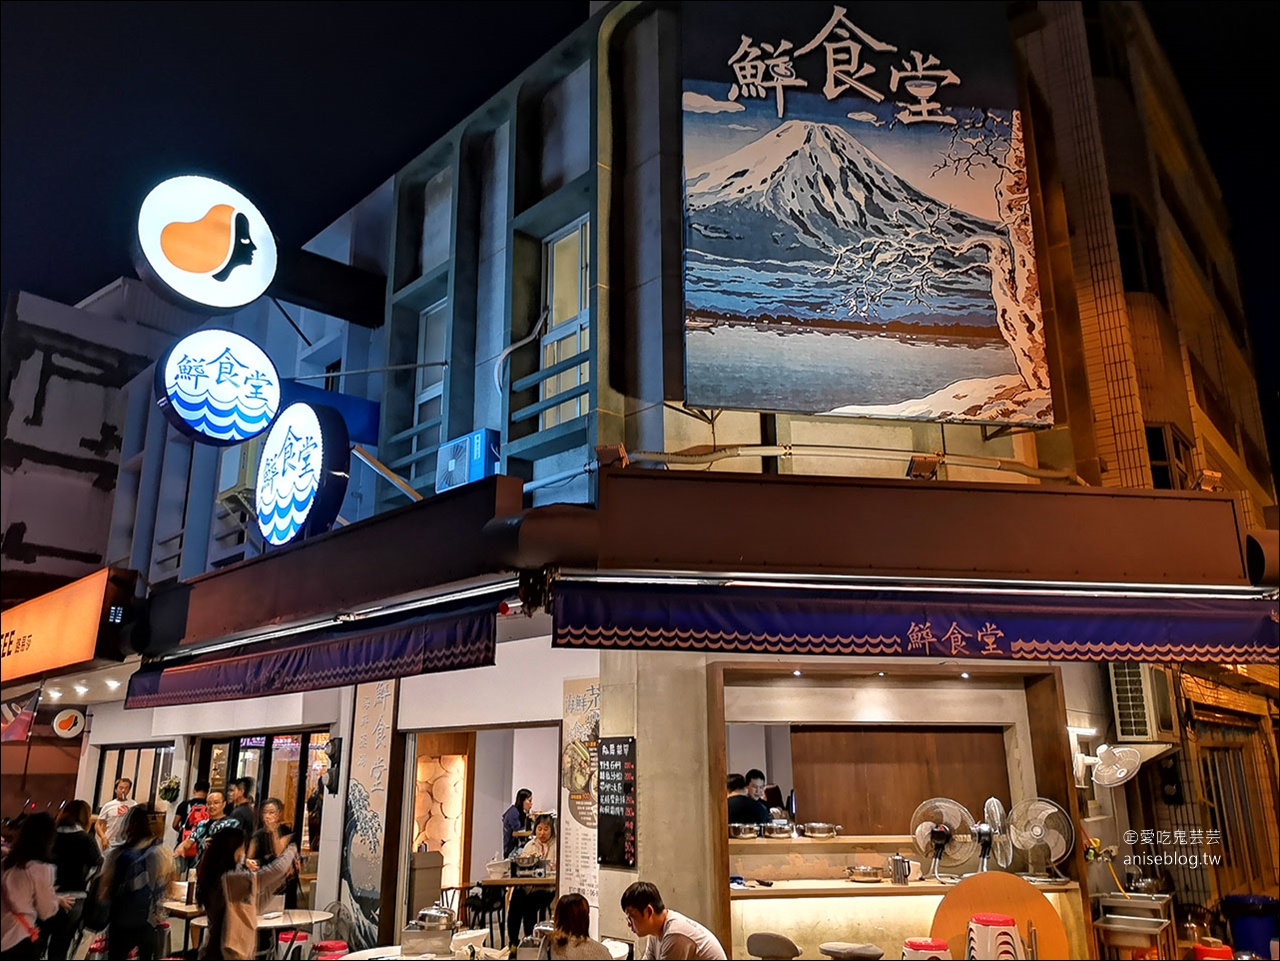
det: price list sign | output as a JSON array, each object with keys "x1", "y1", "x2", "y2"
[{"x1": 596, "y1": 736, "x2": 636, "y2": 867}]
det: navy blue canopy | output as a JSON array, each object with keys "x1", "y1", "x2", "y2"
[{"x1": 552, "y1": 580, "x2": 1278, "y2": 663}]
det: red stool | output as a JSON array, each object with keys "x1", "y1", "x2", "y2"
[
  {"x1": 315, "y1": 940, "x2": 348, "y2": 953},
  {"x1": 278, "y1": 931, "x2": 310, "y2": 944}
]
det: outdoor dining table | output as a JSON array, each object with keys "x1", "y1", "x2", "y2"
[
  {"x1": 191, "y1": 907, "x2": 334, "y2": 960},
  {"x1": 160, "y1": 899, "x2": 205, "y2": 954}
]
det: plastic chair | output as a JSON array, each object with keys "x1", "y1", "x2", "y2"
[
  {"x1": 747, "y1": 931, "x2": 803, "y2": 959},
  {"x1": 465, "y1": 883, "x2": 508, "y2": 948}
]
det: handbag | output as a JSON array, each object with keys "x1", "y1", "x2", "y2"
[{"x1": 220, "y1": 869, "x2": 259, "y2": 960}]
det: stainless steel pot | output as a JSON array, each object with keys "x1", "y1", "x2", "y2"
[
  {"x1": 728, "y1": 822, "x2": 760, "y2": 839},
  {"x1": 845, "y1": 865, "x2": 884, "y2": 883},
  {"x1": 798, "y1": 822, "x2": 842, "y2": 838},
  {"x1": 511, "y1": 854, "x2": 541, "y2": 868},
  {"x1": 761, "y1": 822, "x2": 794, "y2": 838},
  {"x1": 404, "y1": 905, "x2": 456, "y2": 956}
]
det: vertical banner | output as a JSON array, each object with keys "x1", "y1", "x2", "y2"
[
  {"x1": 560, "y1": 677, "x2": 600, "y2": 926},
  {"x1": 341, "y1": 680, "x2": 396, "y2": 951}
]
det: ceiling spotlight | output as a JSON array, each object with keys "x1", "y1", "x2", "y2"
[
  {"x1": 906, "y1": 454, "x2": 941, "y2": 480},
  {"x1": 792, "y1": 669, "x2": 802, "y2": 677},
  {"x1": 960, "y1": 672, "x2": 970, "y2": 679},
  {"x1": 47, "y1": 689, "x2": 62, "y2": 700},
  {"x1": 105, "y1": 679, "x2": 121, "y2": 690},
  {"x1": 74, "y1": 685, "x2": 89, "y2": 696},
  {"x1": 877, "y1": 672, "x2": 886, "y2": 677}
]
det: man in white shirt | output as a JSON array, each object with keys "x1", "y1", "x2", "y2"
[
  {"x1": 95, "y1": 777, "x2": 138, "y2": 849},
  {"x1": 621, "y1": 881, "x2": 727, "y2": 960}
]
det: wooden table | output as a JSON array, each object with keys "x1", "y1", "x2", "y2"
[{"x1": 477, "y1": 876, "x2": 557, "y2": 888}]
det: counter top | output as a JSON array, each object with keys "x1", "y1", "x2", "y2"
[
  {"x1": 729, "y1": 878, "x2": 1080, "y2": 899},
  {"x1": 729, "y1": 835, "x2": 913, "y2": 854}
]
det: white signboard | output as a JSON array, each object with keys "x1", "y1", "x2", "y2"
[
  {"x1": 137, "y1": 174, "x2": 277, "y2": 310},
  {"x1": 560, "y1": 677, "x2": 601, "y2": 933},
  {"x1": 156, "y1": 328, "x2": 281, "y2": 444},
  {"x1": 255, "y1": 402, "x2": 348, "y2": 546}
]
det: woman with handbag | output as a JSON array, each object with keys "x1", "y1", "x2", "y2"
[
  {"x1": 196, "y1": 826, "x2": 298, "y2": 960},
  {"x1": 1, "y1": 813, "x2": 72, "y2": 961},
  {"x1": 47, "y1": 800, "x2": 102, "y2": 961}
]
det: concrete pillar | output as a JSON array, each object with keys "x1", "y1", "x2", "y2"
[{"x1": 599, "y1": 650, "x2": 720, "y2": 946}]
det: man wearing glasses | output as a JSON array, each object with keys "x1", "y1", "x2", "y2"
[{"x1": 620, "y1": 882, "x2": 726, "y2": 960}]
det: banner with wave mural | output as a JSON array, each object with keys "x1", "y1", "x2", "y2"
[{"x1": 552, "y1": 581, "x2": 1279, "y2": 664}]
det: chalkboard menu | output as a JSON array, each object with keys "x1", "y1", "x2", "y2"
[{"x1": 596, "y1": 736, "x2": 636, "y2": 867}]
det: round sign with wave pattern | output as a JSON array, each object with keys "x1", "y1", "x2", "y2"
[
  {"x1": 155, "y1": 329, "x2": 280, "y2": 445},
  {"x1": 254, "y1": 402, "x2": 349, "y2": 546}
]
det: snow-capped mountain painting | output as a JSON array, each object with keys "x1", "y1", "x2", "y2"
[{"x1": 681, "y1": 1, "x2": 1053, "y2": 425}]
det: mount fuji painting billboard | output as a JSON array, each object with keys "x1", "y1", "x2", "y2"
[{"x1": 681, "y1": 1, "x2": 1053, "y2": 425}]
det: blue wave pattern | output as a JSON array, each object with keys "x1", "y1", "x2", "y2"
[
  {"x1": 255, "y1": 408, "x2": 323, "y2": 546},
  {"x1": 163, "y1": 332, "x2": 281, "y2": 443}
]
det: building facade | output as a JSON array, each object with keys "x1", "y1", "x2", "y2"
[{"x1": 2, "y1": 2, "x2": 1275, "y2": 957}]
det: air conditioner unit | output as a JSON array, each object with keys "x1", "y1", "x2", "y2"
[
  {"x1": 435, "y1": 428, "x2": 500, "y2": 494},
  {"x1": 1109, "y1": 663, "x2": 1178, "y2": 744},
  {"x1": 215, "y1": 436, "x2": 262, "y2": 517}
]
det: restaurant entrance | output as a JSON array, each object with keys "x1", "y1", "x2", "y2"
[{"x1": 195, "y1": 729, "x2": 330, "y2": 856}]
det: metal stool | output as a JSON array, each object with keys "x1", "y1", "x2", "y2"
[{"x1": 747, "y1": 932, "x2": 803, "y2": 959}]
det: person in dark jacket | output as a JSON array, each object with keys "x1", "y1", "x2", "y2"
[
  {"x1": 99, "y1": 807, "x2": 171, "y2": 961},
  {"x1": 501, "y1": 788, "x2": 533, "y2": 858},
  {"x1": 46, "y1": 801, "x2": 102, "y2": 961},
  {"x1": 196, "y1": 827, "x2": 298, "y2": 960}
]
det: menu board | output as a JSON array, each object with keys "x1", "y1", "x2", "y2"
[{"x1": 597, "y1": 736, "x2": 636, "y2": 867}]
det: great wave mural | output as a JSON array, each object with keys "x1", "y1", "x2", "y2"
[{"x1": 681, "y1": 2, "x2": 1052, "y2": 425}]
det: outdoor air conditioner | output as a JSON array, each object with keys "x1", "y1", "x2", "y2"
[
  {"x1": 435, "y1": 429, "x2": 499, "y2": 494},
  {"x1": 215, "y1": 436, "x2": 262, "y2": 517},
  {"x1": 1109, "y1": 663, "x2": 1179, "y2": 744}
]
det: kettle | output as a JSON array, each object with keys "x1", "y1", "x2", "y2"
[{"x1": 887, "y1": 853, "x2": 911, "y2": 885}]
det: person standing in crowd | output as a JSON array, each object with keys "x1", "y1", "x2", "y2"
[
  {"x1": 305, "y1": 786, "x2": 323, "y2": 852},
  {"x1": 246, "y1": 798, "x2": 300, "y2": 909},
  {"x1": 225, "y1": 778, "x2": 256, "y2": 835},
  {"x1": 541, "y1": 892, "x2": 611, "y2": 960},
  {"x1": 99, "y1": 807, "x2": 172, "y2": 961},
  {"x1": 95, "y1": 780, "x2": 138, "y2": 850},
  {"x1": 196, "y1": 827, "x2": 298, "y2": 960},
  {"x1": 46, "y1": 801, "x2": 102, "y2": 961},
  {"x1": 0, "y1": 813, "x2": 73, "y2": 961},
  {"x1": 726, "y1": 774, "x2": 770, "y2": 826},
  {"x1": 620, "y1": 882, "x2": 726, "y2": 960},
  {"x1": 176, "y1": 791, "x2": 236, "y2": 867},
  {"x1": 171, "y1": 780, "x2": 209, "y2": 871},
  {"x1": 502, "y1": 788, "x2": 534, "y2": 858}
]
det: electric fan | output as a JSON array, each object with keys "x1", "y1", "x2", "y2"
[
  {"x1": 1008, "y1": 797, "x2": 1075, "y2": 881},
  {"x1": 970, "y1": 796, "x2": 1014, "y2": 873},
  {"x1": 910, "y1": 797, "x2": 976, "y2": 880},
  {"x1": 1080, "y1": 744, "x2": 1143, "y2": 789}
]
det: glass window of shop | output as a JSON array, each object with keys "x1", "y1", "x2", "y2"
[
  {"x1": 196, "y1": 730, "x2": 329, "y2": 856},
  {"x1": 95, "y1": 743, "x2": 175, "y2": 811}
]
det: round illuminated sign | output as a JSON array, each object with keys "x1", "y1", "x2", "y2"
[
  {"x1": 137, "y1": 175, "x2": 277, "y2": 310},
  {"x1": 52, "y1": 709, "x2": 85, "y2": 739},
  {"x1": 155, "y1": 329, "x2": 281, "y2": 445},
  {"x1": 255, "y1": 402, "x2": 350, "y2": 546}
]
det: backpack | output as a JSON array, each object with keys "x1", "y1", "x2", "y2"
[
  {"x1": 110, "y1": 841, "x2": 157, "y2": 922},
  {"x1": 182, "y1": 802, "x2": 209, "y2": 842}
]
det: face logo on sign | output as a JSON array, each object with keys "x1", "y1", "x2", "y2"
[
  {"x1": 155, "y1": 329, "x2": 281, "y2": 445},
  {"x1": 138, "y1": 175, "x2": 277, "y2": 310},
  {"x1": 255, "y1": 402, "x2": 349, "y2": 546},
  {"x1": 52, "y1": 709, "x2": 85, "y2": 739}
]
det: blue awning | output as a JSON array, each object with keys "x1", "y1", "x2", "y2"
[
  {"x1": 126, "y1": 603, "x2": 495, "y2": 708},
  {"x1": 552, "y1": 581, "x2": 1279, "y2": 663}
]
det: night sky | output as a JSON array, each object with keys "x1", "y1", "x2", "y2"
[{"x1": 1, "y1": 1, "x2": 1274, "y2": 484}]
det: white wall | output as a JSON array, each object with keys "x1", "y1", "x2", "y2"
[
  {"x1": 765, "y1": 724, "x2": 794, "y2": 797},
  {"x1": 470, "y1": 729, "x2": 514, "y2": 869},
  {"x1": 511, "y1": 726, "x2": 560, "y2": 822},
  {"x1": 398, "y1": 637, "x2": 598, "y2": 729},
  {"x1": 726, "y1": 724, "x2": 766, "y2": 782}
]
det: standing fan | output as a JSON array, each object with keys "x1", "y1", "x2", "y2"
[
  {"x1": 970, "y1": 796, "x2": 1014, "y2": 873},
  {"x1": 910, "y1": 797, "x2": 976, "y2": 880},
  {"x1": 1008, "y1": 797, "x2": 1075, "y2": 881}
]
